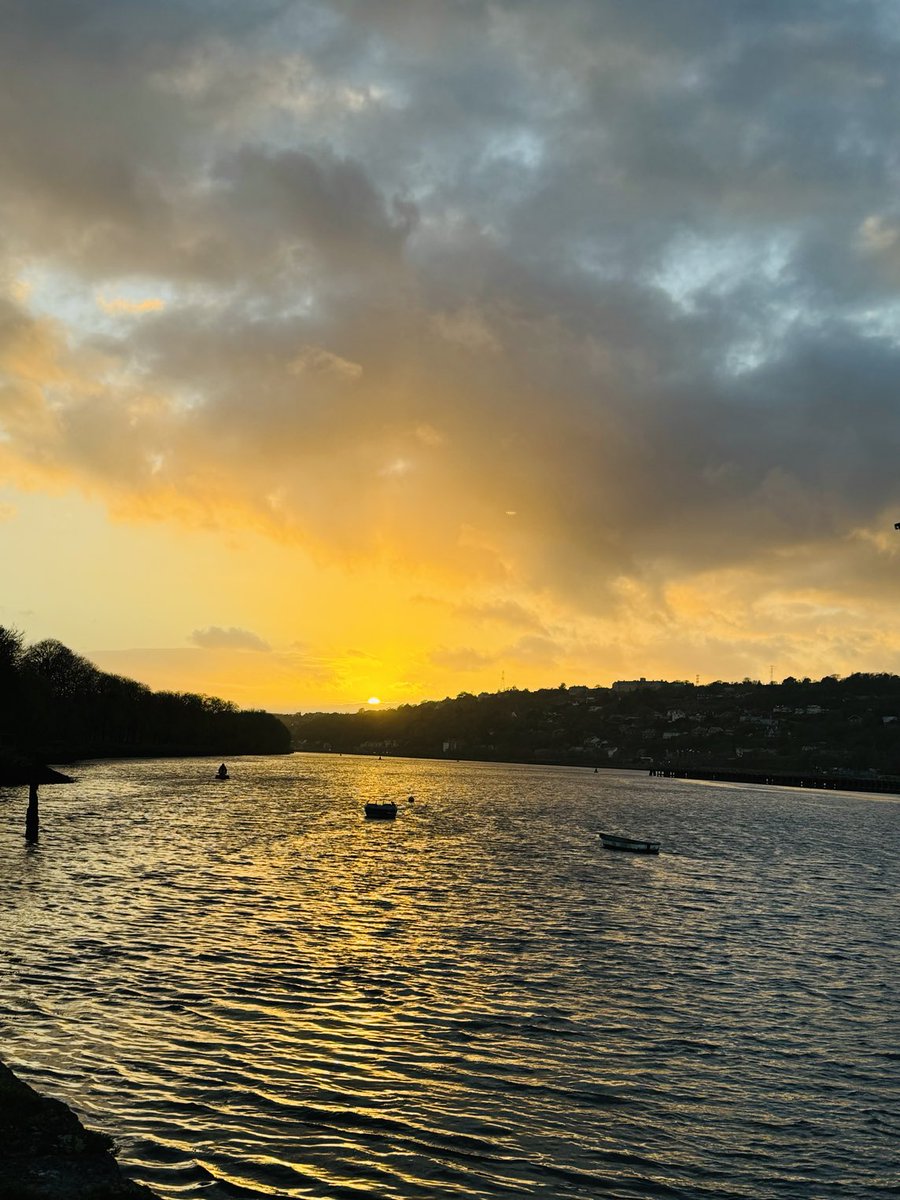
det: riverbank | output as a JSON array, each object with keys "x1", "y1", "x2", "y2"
[{"x1": 0, "y1": 1060, "x2": 157, "y2": 1199}]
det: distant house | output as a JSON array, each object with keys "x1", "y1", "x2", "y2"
[{"x1": 612, "y1": 677, "x2": 667, "y2": 693}]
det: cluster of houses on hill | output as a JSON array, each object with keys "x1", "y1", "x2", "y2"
[{"x1": 285, "y1": 674, "x2": 900, "y2": 775}]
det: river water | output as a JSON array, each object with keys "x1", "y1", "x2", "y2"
[{"x1": 0, "y1": 755, "x2": 897, "y2": 1198}]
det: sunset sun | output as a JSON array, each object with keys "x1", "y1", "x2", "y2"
[{"x1": 367, "y1": 696, "x2": 381, "y2": 706}]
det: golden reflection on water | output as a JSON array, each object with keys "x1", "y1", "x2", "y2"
[{"x1": 0, "y1": 755, "x2": 897, "y2": 1198}]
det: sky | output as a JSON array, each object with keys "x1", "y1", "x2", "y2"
[{"x1": 3, "y1": 0, "x2": 900, "y2": 713}]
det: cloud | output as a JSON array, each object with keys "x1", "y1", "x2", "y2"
[
  {"x1": 430, "y1": 633, "x2": 563, "y2": 675},
  {"x1": 2, "y1": 0, "x2": 900, "y2": 679},
  {"x1": 96, "y1": 292, "x2": 165, "y2": 315},
  {"x1": 416, "y1": 594, "x2": 548, "y2": 635},
  {"x1": 430, "y1": 646, "x2": 498, "y2": 673},
  {"x1": 190, "y1": 625, "x2": 271, "y2": 651},
  {"x1": 505, "y1": 635, "x2": 562, "y2": 668},
  {"x1": 288, "y1": 346, "x2": 363, "y2": 380}
]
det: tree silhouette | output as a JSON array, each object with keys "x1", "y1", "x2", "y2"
[{"x1": 0, "y1": 626, "x2": 290, "y2": 779}]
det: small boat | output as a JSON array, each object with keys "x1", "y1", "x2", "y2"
[
  {"x1": 600, "y1": 832, "x2": 660, "y2": 854},
  {"x1": 365, "y1": 801, "x2": 397, "y2": 820},
  {"x1": 215, "y1": 764, "x2": 229, "y2": 781}
]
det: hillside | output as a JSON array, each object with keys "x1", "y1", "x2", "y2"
[{"x1": 283, "y1": 675, "x2": 900, "y2": 777}]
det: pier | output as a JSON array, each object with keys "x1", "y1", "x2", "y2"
[{"x1": 649, "y1": 767, "x2": 900, "y2": 796}]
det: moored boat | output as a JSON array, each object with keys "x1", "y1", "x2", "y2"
[
  {"x1": 600, "y1": 832, "x2": 660, "y2": 854},
  {"x1": 365, "y1": 801, "x2": 398, "y2": 820}
]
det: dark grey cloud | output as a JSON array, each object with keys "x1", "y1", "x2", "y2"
[{"x1": 190, "y1": 626, "x2": 271, "y2": 651}]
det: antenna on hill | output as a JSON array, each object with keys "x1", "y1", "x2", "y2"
[
  {"x1": 770, "y1": 664, "x2": 774, "y2": 684},
  {"x1": 501, "y1": 670, "x2": 506, "y2": 691},
  {"x1": 695, "y1": 674, "x2": 699, "y2": 686}
]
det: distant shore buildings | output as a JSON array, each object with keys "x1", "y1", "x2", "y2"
[{"x1": 611, "y1": 677, "x2": 670, "y2": 693}]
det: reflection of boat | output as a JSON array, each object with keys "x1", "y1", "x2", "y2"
[
  {"x1": 365, "y1": 801, "x2": 397, "y2": 820},
  {"x1": 600, "y1": 832, "x2": 660, "y2": 854}
]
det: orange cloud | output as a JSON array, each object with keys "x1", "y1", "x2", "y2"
[{"x1": 96, "y1": 293, "x2": 165, "y2": 316}]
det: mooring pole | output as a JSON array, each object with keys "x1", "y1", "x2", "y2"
[{"x1": 25, "y1": 781, "x2": 39, "y2": 844}]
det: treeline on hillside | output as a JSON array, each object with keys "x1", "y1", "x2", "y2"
[
  {"x1": 283, "y1": 674, "x2": 900, "y2": 775},
  {"x1": 0, "y1": 627, "x2": 290, "y2": 779}
]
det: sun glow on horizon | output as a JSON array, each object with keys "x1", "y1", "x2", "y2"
[{"x1": 367, "y1": 696, "x2": 381, "y2": 705}]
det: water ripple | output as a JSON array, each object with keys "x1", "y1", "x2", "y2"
[{"x1": 1, "y1": 756, "x2": 897, "y2": 1198}]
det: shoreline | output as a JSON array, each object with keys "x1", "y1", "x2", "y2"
[{"x1": 0, "y1": 1059, "x2": 158, "y2": 1199}]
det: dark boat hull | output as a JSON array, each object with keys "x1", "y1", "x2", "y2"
[
  {"x1": 365, "y1": 803, "x2": 397, "y2": 820},
  {"x1": 600, "y1": 833, "x2": 660, "y2": 854}
]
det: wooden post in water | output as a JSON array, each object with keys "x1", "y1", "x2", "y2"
[{"x1": 25, "y1": 780, "x2": 39, "y2": 844}]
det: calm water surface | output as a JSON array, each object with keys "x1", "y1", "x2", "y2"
[{"x1": 1, "y1": 755, "x2": 897, "y2": 1198}]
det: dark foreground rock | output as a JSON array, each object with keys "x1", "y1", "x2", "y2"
[{"x1": 0, "y1": 1060, "x2": 158, "y2": 1199}]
